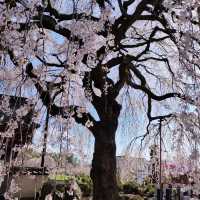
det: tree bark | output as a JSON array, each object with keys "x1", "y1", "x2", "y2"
[
  {"x1": 0, "y1": 171, "x2": 12, "y2": 194},
  {"x1": 91, "y1": 122, "x2": 119, "y2": 200}
]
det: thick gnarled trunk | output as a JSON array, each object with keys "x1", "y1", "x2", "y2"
[{"x1": 91, "y1": 123, "x2": 119, "y2": 200}]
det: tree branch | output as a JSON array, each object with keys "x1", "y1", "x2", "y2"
[
  {"x1": 25, "y1": 63, "x2": 97, "y2": 133},
  {"x1": 26, "y1": 15, "x2": 84, "y2": 46},
  {"x1": 44, "y1": 0, "x2": 99, "y2": 22}
]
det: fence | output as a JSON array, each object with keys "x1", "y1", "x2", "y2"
[{"x1": 155, "y1": 186, "x2": 196, "y2": 200}]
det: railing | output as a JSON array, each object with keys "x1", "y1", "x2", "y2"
[{"x1": 155, "y1": 186, "x2": 195, "y2": 200}]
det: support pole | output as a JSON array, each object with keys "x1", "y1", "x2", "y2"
[
  {"x1": 159, "y1": 119, "x2": 162, "y2": 200},
  {"x1": 41, "y1": 108, "x2": 49, "y2": 168}
]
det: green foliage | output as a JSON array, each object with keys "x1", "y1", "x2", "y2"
[
  {"x1": 130, "y1": 195, "x2": 144, "y2": 200},
  {"x1": 75, "y1": 174, "x2": 92, "y2": 197},
  {"x1": 66, "y1": 154, "x2": 79, "y2": 166},
  {"x1": 46, "y1": 176, "x2": 75, "y2": 193},
  {"x1": 143, "y1": 177, "x2": 152, "y2": 185},
  {"x1": 119, "y1": 194, "x2": 144, "y2": 200},
  {"x1": 49, "y1": 174, "x2": 74, "y2": 181},
  {"x1": 122, "y1": 181, "x2": 139, "y2": 194},
  {"x1": 141, "y1": 183, "x2": 155, "y2": 197},
  {"x1": 50, "y1": 153, "x2": 79, "y2": 166},
  {"x1": 55, "y1": 183, "x2": 65, "y2": 193},
  {"x1": 49, "y1": 173, "x2": 92, "y2": 196},
  {"x1": 118, "y1": 181, "x2": 124, "y2": 192},
  {"x1": 119, "y1": 179, "x2": 155, "y2": 198}
]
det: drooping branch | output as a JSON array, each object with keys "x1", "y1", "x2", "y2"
[
  {"x1": 128, "y1": 79, "x2": 181, "y2": 101},
  {"x1": 147, "y1": 96, "x2": 174, "y2": 121},
  {"x1": 112, "y1": 0, "x2": 158, "y2": 42},
  {"x1": 44, "y1": 0, "x2": 99, "y2": 22},
  {"x1": 124, "y1": 62, "x2": 183, "y2": 123},
  {"x1": 35, "y1": 55, "x2": 66, "y2": 68},
  {"x1": 138, "y1": 57, "x2": 174, "y2": 77},
  {"x1": 120, "y1": 36, "x2": 169, "y2": 49},
  {"x1": 18, "y1": 15, "x2": 84, "y2": 46},
  {"x1": 25, "y1": 63, "x2": 97, "y2": 133},
  {"x1": 126, "y1": 63, "x2": 180, "y2": 100}
]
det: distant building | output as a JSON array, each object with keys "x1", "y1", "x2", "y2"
[{"x1": 116, "y1": 156, "x2": 150, "y2": 183}]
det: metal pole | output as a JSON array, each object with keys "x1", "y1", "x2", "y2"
[
  {"x1": 159, "y1": 119, "x2": 162, "y2": 200},
  {"x1": 41, "y1": 108, "x2": 49, "y2": 168}
]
